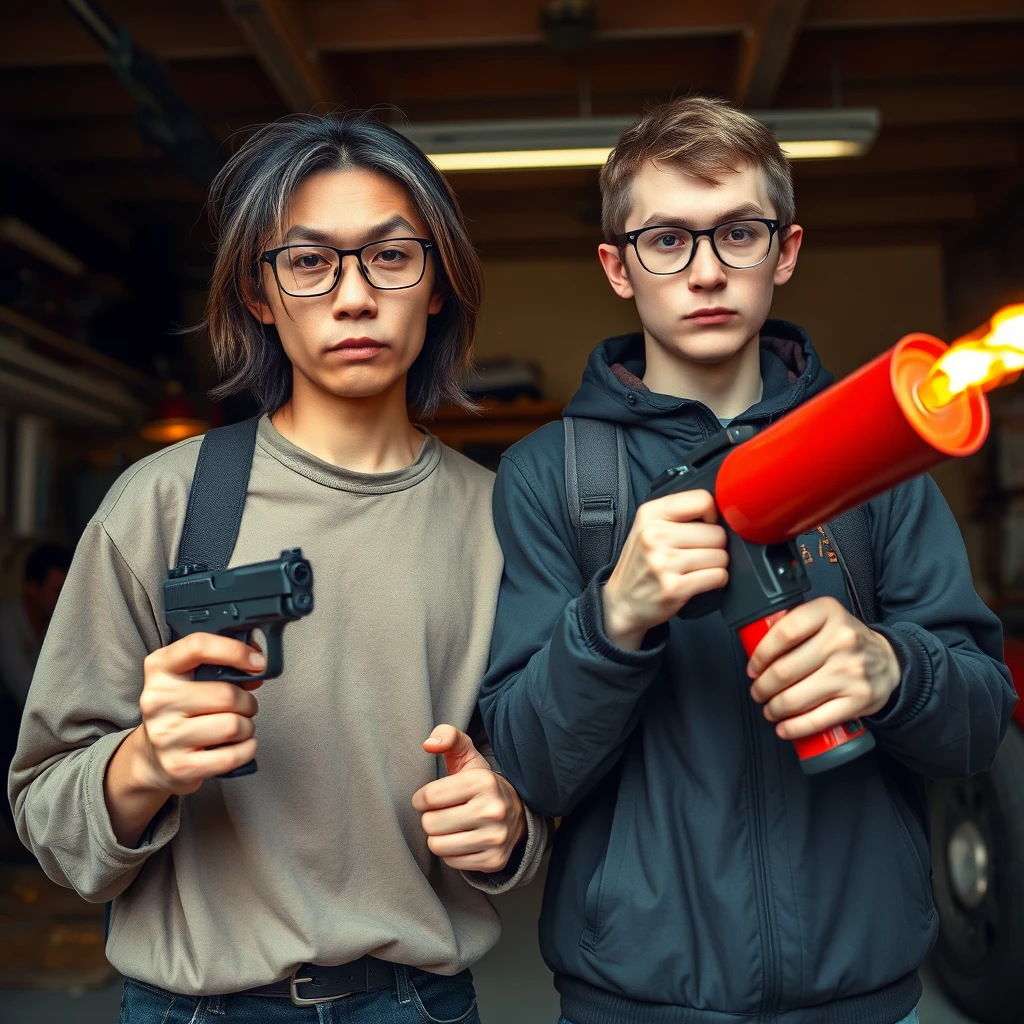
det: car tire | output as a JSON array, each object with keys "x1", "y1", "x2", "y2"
[{"x1": 929, "y1": 726, "x2": 1024, "y2": 1024}]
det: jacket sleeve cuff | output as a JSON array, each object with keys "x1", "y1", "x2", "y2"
[
  {"x1": 462, "y1": 802, "x2": 551, "y2": 895},
  {"x1": 576, "y1": 566, "x2": 670, "y2": 666},
  {"x1": 865, "y1": 624, "x2": 935, "y2": 730},
  {"x1": 85, "y1": 729, "x2": 181, "y2": 871}
]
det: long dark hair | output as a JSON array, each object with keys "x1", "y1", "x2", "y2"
[{"x1": 202, "y1": 112, "x2": 481, "y2": 415}]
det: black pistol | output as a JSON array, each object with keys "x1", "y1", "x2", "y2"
[{"x1": 163, "y1": 548, "x2": 314, "y2": 778}]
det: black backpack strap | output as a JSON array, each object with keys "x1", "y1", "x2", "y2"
[
  {"x1": 175, "y1": 417, "x2": 260, "y2": 571},
  {"x1": 823, "y1": 504, "x2": 878, "y2": 624},
  {"x1": 564, "y1": 416, "x2": 632, "y2": 587},
  {"x1": 107, "y1": 419, "x2": 260, "y2": 940}
]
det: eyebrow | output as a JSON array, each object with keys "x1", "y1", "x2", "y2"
[
  {"x1": 281, "y1": 214, "x2": 421, "y2": 246},
  {"x1": 639, "y1": 203, "x2": 768, "y2": 229}
]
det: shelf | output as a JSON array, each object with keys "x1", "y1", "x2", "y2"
[
  {"x1": 0, "y1": 304, "x2": 157, "y2": 395},
  {"x1": 420, "y1": 397, "x2": 564, "y2": 452}
]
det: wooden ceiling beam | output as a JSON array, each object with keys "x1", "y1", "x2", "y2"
[
  {"x1": 8, "y1": 0, "x2": 1022, "y2": 70},
  {"x1": 806, "y1": 0, "x2": 1024, "y2": 30},
  {"x1": 0, "y1": 1, "x2": 246, "y2": 68},
  {"x1": 221, "y1": 0, "x2": 336, "y2": 111},
  {"x1": 734, "y1": 0, "x2": 813, "y2": 107},
  {"x1": 305, "y1": 0, "x2": 747, "y2": 52},
  {"x1": 4, "y1": 57, "x2": 1021, "y2": 132},
  {"x1": 0, "y1": 59, "x2": 279, "y2": 119}
]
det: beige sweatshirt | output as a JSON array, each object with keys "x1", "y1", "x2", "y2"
[{"x1": 9, "y1": 417, "x2": 546, "y2": 996}]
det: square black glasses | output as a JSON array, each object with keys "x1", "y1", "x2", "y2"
[
  {"x1": 613, "y1": 218, "x2": 781, "y2": 274},
  {"x1": 260, "y1": 237, "x2": 436, "y2": 296}
]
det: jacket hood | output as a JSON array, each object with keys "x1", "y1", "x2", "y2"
[{"x1": 563, "y1": 319, "x2": 833, "y2": 444}]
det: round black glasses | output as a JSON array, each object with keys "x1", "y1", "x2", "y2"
[
  {"x1": 260, "y1": 238, "x2": 436, "y2": 296},
  {"x1": 613, "y1": 219, "x2": 780, "y2": 275}
]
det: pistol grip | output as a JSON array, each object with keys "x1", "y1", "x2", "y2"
[{"x1": 191, "y1": 629, "x2": 260, "y2": 779}]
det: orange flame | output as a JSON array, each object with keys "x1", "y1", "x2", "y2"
[{"x1": 917, "y1": 304, "x2": 1024, "y2": 411}]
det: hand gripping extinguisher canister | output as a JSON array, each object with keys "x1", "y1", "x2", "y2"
[{"x1": 645, "y1": 426, "x2": 877, "y2": 774}]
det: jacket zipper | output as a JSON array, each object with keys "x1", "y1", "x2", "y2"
[
  {"x1": 745, "y1": 688, "x2": 780, "y2": 1023},
  {"x1": 701, "y1": 410, "x2": 782, "y2": 1021}
]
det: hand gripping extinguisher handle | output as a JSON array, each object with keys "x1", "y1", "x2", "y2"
[{"x1": 738, "y1": 610, "x2": 876, "y2": 774}]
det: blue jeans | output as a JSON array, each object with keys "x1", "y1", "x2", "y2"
[
  {"x1": 559, "y1": 1010, "x2": 919, "y2": 1024},
  {"x1": 120, "y1": 966, "x2": 480, "y2": 1024}
]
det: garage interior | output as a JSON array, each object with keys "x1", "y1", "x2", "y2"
[{"x1": 0, "y1": 1, "x2": 1022, "y2": 1022}]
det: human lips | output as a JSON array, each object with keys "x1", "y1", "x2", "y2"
[
  {"x1": 685, "y1": 307, "x2": 737, "y2": 325},
  {"x1": 326, "y1": 338, "x2": 387, "y2": 359}
]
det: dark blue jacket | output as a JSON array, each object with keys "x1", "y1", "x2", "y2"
[{"x1": 479, "y1": 322, "x2": 1016, "y2": 1024}]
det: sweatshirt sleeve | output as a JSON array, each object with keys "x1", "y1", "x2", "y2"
[
  {"x1": 864, "y1": 475, "x2": 1017, "y2": 777},
  {"x1": 478, "y1": 449, "x2": 668, "y2": 820},
  {"x1": 8, "y1": 519, "x2": 180, "y2": 903}
]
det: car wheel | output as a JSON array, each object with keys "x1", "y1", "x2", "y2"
[{"x1": 929, "y1": 726, "x2": 1024, "y2": 1024}]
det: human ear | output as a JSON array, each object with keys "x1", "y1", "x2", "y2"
[
  {"x1": 773, "y1": 224, "x2": 803, "y2": 286},
  {"x1": 598, "y1": 243, "x2": 635, "y2": 300},
  {"x1": 243, "y1": 270, "x2": 277, "y2": 326},
  {"x1": 428, "y1": 288, "x2": 447, "y2": 316}
]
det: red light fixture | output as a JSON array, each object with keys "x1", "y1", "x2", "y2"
[{"x1": 141, "y1": 380, "x2": 208, "y2": 444}]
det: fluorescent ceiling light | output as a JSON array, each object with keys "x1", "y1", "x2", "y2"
[
  {"x1": 399, "y1": 109, "x2": 880, "y2": 172},
  {"x1": 778, "y1": 140, "x2": 864, "y2": 160},
  {"x1": 429, "y1": 148, "x2": 613, "y2": 171}
]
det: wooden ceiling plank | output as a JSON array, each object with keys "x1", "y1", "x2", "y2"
[
  {"x1": 222, "y1": 0, "x2": 336, "y2": 111},
  {"x1": 734, "y1": 0, "x2": 813, "y2": 106},
  {"x1": 0, "y1": 3, "x2": 246, "y2": 68},
  {"x1": 806, "y1": 0, "x2": 1024, "y2": 30},
  {"x1": 4, "y1": 0, "x2": 1022, "y2": 68},
  {"x1": 304, "y1": 0, "x2": 748, "y2": 53}
]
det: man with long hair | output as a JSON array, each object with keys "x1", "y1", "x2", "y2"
[{"x1": 10, "y1": 114, "x2": 547, "y2": 1023}]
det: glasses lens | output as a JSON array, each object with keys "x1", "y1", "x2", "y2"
[
  {"x1": 274, "y1": 246, "x2": 340, "y2": 295},
  {"x1": 360, "y1": 239, "x2": 426, "y2": 289},
  {"x1": 713, "y1": 220, "x2": 772, "y2": 268},
  {"x1": 635, "y1": 228, "x2": 694, "y2": 274}
]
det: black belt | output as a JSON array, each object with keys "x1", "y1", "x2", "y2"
[{"x1": 244, "y1": 955, "x2": 396, "y2": 1006}]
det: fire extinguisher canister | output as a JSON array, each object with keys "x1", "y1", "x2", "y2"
[{"x1": 715, "y1": 335, "x2": 989, "y2": 547}]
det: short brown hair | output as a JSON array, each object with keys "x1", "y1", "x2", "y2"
[
  {"x1": 202, "y1": 112, "x2": 482, "y2": 415},
  {"x1": 599, "y1": 96, "x2": 795, "y2": 241}
]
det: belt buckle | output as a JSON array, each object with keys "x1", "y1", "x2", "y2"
[{"x1": 289, "y1": 966, "x2": 356, "y2": 1007}]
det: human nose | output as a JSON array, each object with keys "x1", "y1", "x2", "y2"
[
  {"x1": 687, "y1": 236, "x2": 727, "y2": 291},
  {"x1": 330, "y1": 254, "x2": 377, "y2": 318}
]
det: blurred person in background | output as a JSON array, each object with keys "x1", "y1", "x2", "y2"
[{"x1": 0, "y1": 542, "x2": 71, "y2": 842}]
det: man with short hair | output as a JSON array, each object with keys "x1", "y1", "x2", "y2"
[{"x1": 480, "y1": 96, "x2": 1015, "y2": 1024}]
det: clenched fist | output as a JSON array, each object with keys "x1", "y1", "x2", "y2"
[
  {"x1": 104, "y1": 633, "x2": 265, "y2": 848},
  {"x1": 747, "y1": 596, "x2": 902, "y2": 739},
  {"x1": 602, "y1": 489, "x2": 729, "y2": 650},
  {"x1": 412, "y1": 725, "x2": 526, "y2": 873}
]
